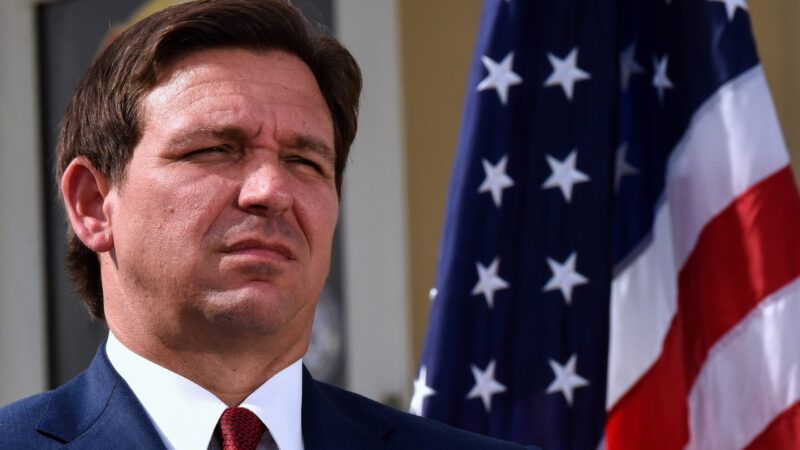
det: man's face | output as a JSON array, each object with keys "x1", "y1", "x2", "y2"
[{"x1": 104, "y1": 48, "x2": 337, "y2": 342}]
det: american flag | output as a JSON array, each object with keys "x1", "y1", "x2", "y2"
[{"x1": 413, "y1": 0, "x2": 800, "y2": 449}]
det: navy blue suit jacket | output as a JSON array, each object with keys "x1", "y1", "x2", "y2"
[{"x1": 0, "y1": 346, "x2": 538, "y2": 449}]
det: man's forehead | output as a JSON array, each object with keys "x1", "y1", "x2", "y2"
[
  {"x1": 139, "y1": 47, "x2": 334, "y2": 145},
  {"x1": 153, "y1": 47, "x2": 318, "y2": 93}
]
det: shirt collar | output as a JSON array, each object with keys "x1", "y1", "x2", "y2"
[{"x1": 106, "y1": 332, "x2": 304, "y2": 450}]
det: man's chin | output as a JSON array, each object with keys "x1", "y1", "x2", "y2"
[{"x1": 199, "y1": 286, "x2": 300, "y2": 333}]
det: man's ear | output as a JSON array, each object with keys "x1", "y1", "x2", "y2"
[{"x1": 61, "y1": 157, "x2": 115, "y2": 253}]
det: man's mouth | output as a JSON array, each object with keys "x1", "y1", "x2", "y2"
[{"x1": 221, "y1": 239, "x2": 296, "y2": 262}]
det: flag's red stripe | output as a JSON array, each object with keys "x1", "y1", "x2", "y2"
[
  {"x1": 606, "y1": 167, "x2": 800, "y2": 450},
  {"x1": 745, "y1": 401, "x2": 800, "y2": 450}
]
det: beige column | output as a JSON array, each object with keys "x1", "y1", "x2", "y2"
[
  {"x1": 750, "y1": 2, "x2": 800, "y2": 181},
  {"x1": 399, "y1": 0, "x2": 482, "y2": 369}
]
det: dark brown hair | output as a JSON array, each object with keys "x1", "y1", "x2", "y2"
[{"x1": 56, "y1": 0, "x2": 362, "y2": 319}]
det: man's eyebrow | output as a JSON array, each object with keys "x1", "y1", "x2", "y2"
[
  {"x1": 167, "y1": 127, "x2": 335, "y2": 163},
  {"x1": 166, "y1": 126, "x2": 253, "y2": 149},
  {"x1": 284, "y1": 134, "x2": 336, "y2": 164}
]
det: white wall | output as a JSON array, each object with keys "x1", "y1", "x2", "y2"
[
  {"x1": 0, "y1": 0, "x2": 48, "y2": 405},
  {"x1": 336, "y1": 0, "x2": 412, "y2": 406}
]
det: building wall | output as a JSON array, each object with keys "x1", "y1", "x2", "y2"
[
  {"x1": 336, "y1": 0, "x2": 412, "y2": 406},
  {"x1": 0, "y1": 0, "x2": 47, "y2": 405}
]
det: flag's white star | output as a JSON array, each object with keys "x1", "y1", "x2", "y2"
[
  {"x1": 652, "y1": 55, "x2": 674, "y2": 103},
  {"x1": 478, "y1": 155, "x2": 515, "y2": 208},
  {"x1": 543, "y1": 252, "x2": 588, "y2": 304},
  {"x1": 477, "y1": 52, "x2": 523, "y2": 105},
  {"x1": 708, "y1": 0, "x2": 748, "y2": 21},
  {"x1": 471, "y1": 257, "x2": 509, "y2": 309},
  {"x1": 541, "y1": 150, "x2": 590, "y2": 202},
  {"x1": 546, "y1": 354, "x2": 589, "y2": 406},
  {"x1": 428, "y1": 287, "x2": 438, "y2": 302},
  {"x1": 466, "y1": 360, "x2": 507, "y2": 412},
  {"x1": 543, "y1": 48, "x2": 591, "y2": 100},
  {"x1": 409, "y1": 366, "x2": 436, "y2": 416},
  {"x1": 614, "y1": 143, "x2": 639, "y2": 192},
  {"x1": 619, "y1": 42, "x2": 643, "y2": 91}
]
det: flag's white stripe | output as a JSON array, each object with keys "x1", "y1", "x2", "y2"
[
  {"x1": 685, "y1": 277, "x2": 800, "y2": 450},
  {"x1": 607, "y1": 203, "x2": 677, "y2": 409},
  {"x1": 663, "y1": 66, "x2": 788, "y2": 266},
  {"x1": 607, "y1": 66, "x2": 789, "y2": 409}
]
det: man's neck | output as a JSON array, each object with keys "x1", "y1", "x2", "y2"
[{"x1": 107, "y1": 320, "x2": 308, "y2": 407}]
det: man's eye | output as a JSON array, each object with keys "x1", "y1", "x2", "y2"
[
  {"x1": 182, "y1": 146, "x2": 237, "y2": 160},
  {"x1": 189, "y1": 146, "x2": 227, "y2": 156},
  {"x1": 288, "y1": 156, "x2": 324, "y2": 174}
]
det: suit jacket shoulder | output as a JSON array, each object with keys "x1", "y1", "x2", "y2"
[
  {"x1": 303, "y1": 372, "x2": 539, "y2": 450},
  {"x1": 0, "y1": 347, "x2": 164, "y2": 449},
  {"x1": 0, "y1": 390, "x2": 55, "y2": 449}
]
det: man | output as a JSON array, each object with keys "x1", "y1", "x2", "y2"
[{"x1": 0, "y1": 1, "x2": 538, "y2": 449}]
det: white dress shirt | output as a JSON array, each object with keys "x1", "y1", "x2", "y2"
[{"x1": 106, "y1": 332, "x2": 304, "y2": 450}]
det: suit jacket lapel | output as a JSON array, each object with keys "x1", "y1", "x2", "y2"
[
  {"x1": 301, "y1": 367, "x2": 397, "y2": 450},
  {"x1": 35, "y1": 345, "x2": 165, "y2": 449}
]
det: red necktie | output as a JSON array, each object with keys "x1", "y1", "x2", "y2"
[{"x1": 218, "y1": 407, "x2": 266, "y2": 450}]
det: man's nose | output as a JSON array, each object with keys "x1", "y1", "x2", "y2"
[{"x1": 238, "y1": 160, "x2": 293, "y2": 215}]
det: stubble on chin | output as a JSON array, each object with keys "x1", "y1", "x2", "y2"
[{"x1": 186, "y1": 280, "x2": 304, "y2": 335}]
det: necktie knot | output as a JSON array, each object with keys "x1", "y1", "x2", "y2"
[{"x1": 218, "y1": 407, "x2": 266, "y2": 450}]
